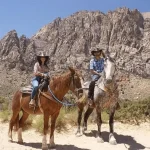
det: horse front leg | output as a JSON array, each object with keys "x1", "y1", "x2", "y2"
[
  {"x1": 42, "y1": 113, "x2": 49, "y2": 150},
  {"x1": 49, "y1": 112, "x2": 59, "y2": 148},
  {"x1": 76, "y1": 107, "x2": 83, "y2": 136},
  {"x1": 8, "y1": 111, "x2": 20, "y2": 142},
  {"x1": 109, "y1": 106, "x2": 117, "y2": 145},
  {"x1": 96, "y1": 106, "x2": 104, "y2": 143},
  {"x1": 82, "y1": 107, "x2": 94, "y2": 133}
]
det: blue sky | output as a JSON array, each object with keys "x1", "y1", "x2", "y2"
[{"x1": 0, "y1": 0, "x2": 150, "y2": 39}]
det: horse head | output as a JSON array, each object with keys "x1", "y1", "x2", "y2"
[
  {"x1": 102, "y1": 56, "x2": 116, "y2": 86},
  {"x1": 68, "y1": 67, "x2": 83, "y2": 96}
]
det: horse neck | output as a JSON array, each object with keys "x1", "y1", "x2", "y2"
[
  {"x1": 49, "y1": 72, "x2": 72, "y2": 99},
  {"x1": 79, "y1": 77, "x2": 84, "y2": 88},
  {"x1": 98, "y1": 77, "x2": 117, "y2": 92}
]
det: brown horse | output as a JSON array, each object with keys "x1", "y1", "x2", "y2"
[{"x1": 8, "y1": 67, "x2": 82, "y2": 150}]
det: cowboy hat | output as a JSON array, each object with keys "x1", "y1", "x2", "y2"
[
  {"x1": 90, "y1": 47, "x2": 105, "y2": 56},
  {"x1": 37, "y1": 52, "x2": 49, "y2": 62}
]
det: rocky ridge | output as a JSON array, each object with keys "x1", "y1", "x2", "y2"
[{"x1": 0, "y1": 7, "x2": 150, "y2": 100}]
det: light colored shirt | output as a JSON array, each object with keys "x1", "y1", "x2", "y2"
[
  {"x1": 90, "y1": 58, "x2": 104, "y2": 73},
  {"x1": 34, "y1": 62, "x2": 49, "y2": 74}
]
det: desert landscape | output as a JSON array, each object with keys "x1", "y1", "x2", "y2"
[
  {"x1": 0, "y1": 121, "x2": 150, "y2": 150},
  {"x1": 0, "y1": 7, "x2": 150, "y2": 150}
]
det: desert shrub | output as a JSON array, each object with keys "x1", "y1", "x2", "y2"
[
  {"x1": 0, "y1": 97, "x2": 10, "y2": 122},
  {"x1": 115, "y1": 98, "x2": 150, "y2": 124},
  {"x1": 0, "y1": 110, "x2": 11, "y2": 122},
  {"x1": 1, "y1": 93, "x2": 150, "y2": 132},
  {"x1": 32, "y1": 109, "x2": 69, "y2": 133}
]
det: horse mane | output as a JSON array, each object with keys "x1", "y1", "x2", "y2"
[
  {"x1": 107, "y1": 56, "x2": 115, "y2": 63},
  {"x1": 50, "y1": 71, "x2": 71, "y2": 89}
]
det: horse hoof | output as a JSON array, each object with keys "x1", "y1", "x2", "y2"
[
  {"x1": 82, "y1": 127, "x2": 87, "y2": 133},
  {"x1": 8, "y1": 138, "x2": 13, "y2": 143},
  {"x1": 18, "y1": 140, "x2": 24, "y2": 144},
  {"x1": 75, "y1": 131, "x2": 82, "y2": 137},
  {"x1": 49, "y1": 142, "x2": 56, "y2": 149},
  {"x1": 82, "y1": 130, "x2": 86, "y2": 134},
  {"x1": 97, "y1": 137, "x2": 104, "y2": 143},
  {"x1": 109, "y1": 133, "x2": 117, "y2": 145},
  {"x1": 42, "y1": 146, "x2": 48, "y2": 150},
  {"x1": 84, "y1": 127, "x2": 87, "y2": 131},
  {"x1": 109, "y1": 139, "x2": 117, "y2": 145}
]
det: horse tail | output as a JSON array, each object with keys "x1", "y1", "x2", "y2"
[
  {"x1": 13, "y1": 113, "x2": 19, "y2": 131},
  {"x1": 11, "y1": 90, "x2": 22, "y2": 132}
]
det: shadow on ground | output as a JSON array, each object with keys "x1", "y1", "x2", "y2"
[
  {"x1": 18, "y1": 142, "x2": 90, "y2": 150},
  {"x1": 84, "y1": 130, "x2": 145, "y2": 150}
]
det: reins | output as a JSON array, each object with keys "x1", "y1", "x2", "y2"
[
  {"x1": 48, "y1": 85, "x2": 77, "y2": 106},
  {"x1": 40, "y1": 73, "x2": 78, "y2": 106}
]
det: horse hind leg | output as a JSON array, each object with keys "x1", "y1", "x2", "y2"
[
  {"x1": 109, "y1": 107, "x2": 117, "y2": 145},
  {"x1": 8, "y1": 111, "x2": 20, "y2": 142},
  {"x1": 17, "y1": 110, "x2": 29, "y2": 144}
]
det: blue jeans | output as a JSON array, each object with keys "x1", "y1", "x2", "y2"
[
  {"x1": 88, "y1": 74, "x2": 101, "y2": 100},
  {"x1": 31, "y1": 76, "x2": 41, "y2": 99}
]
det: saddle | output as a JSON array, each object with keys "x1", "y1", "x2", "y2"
[
  {"x1": 21, "y1": 75, "x2": 49, "y2": 92},
  {"x1": 20, "y1": 77, "x2": 50, "y2": 107}
]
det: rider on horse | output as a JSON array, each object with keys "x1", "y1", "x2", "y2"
[
  {"x1": 29, "y1": 52, "x2": 49, "y2": 107},
  {"x1": 88, "y1": 47, "x2": 105, "y2": 106}
]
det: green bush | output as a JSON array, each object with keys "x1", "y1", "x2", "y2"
[
  {"x1": 0, "y1": 110, "x2": 11, "y2": 122},
  {"x1": 115, "y1": 98, "x2": 150, "y2": 124},
  {"x1": 0, "y1": 97, "x2": 10, "y2": 122},
  {"x1": 0, "y1": 96, "x2": 9, "y2": 110}
]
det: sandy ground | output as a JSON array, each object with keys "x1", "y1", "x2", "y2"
[{"x1": 0, "y1": 122, "x2": 150, "y2": 150}]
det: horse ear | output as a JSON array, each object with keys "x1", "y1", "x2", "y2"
[
  {"x1": 68, "y1": 66, "x2": 75, "y2": 75},
  {"x1": 105, "y1": 47, "x2": 110, "y2": 57}
]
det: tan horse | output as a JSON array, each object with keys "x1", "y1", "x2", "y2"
[{"x1": 8, "y1": 67, "x2": 82, "y2": 150}]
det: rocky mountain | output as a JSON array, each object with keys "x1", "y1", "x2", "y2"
[
  {"x1": 0, "y1": 7, "x2": 150, "y2": 100},
  {"x1": 142, "y1": 12, "x2": 150, "y2": 19}
]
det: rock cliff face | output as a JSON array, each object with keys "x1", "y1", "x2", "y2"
[{"x1": 0, "y1": 7, "x2": 150, "y2": 100}]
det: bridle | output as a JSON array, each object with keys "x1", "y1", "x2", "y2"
[
  {"x1": 103, "y1": 57, "x2": 116, "y2": 81},
  {"x1": 42, "y1": 72, "x2": 80, "y2": 106}
]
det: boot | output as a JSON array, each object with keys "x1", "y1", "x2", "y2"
[
  {"x1": 39, "y1": 78, "x2": 49, "y2": 91},
  {"x1": 29, "y1": 99, "x2": 35, "y2": 107},
  {"x1": 88, "y1": 81, "x2": 95, "y2": 107}
]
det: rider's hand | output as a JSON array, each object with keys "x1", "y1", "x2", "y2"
[
  {"x1": 35, "y1": 72, "x2": 45, "y2": 77},
  {"x1": 42, "y1": 73, "x2": 48, "y2": 78},
  {"x1": 98, "y1": 73, "x2": 102, "y2": 76},
  {"x1": 34, "y1": 72, "x2": 41, "y2": 76}
]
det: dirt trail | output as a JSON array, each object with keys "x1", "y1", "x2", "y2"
[{"x1": 0, "y1": 122, "x2": 150, "y2": 150}]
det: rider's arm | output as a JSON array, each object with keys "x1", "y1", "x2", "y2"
[
  {"x1": 90, "y1": 69, "x2": 100, "y2": 75},
  {"x1": 90, "y1": 59, "x2": 101, "y2": 76},
  {"x1": 33, "y1": 62, "x2": 44, "y2": 77}
]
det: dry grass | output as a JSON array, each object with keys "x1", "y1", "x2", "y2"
[{"x1": 0, "y1": 94, "x2": 150, "y2": 132}]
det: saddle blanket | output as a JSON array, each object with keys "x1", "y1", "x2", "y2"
[{"x1": 20, "y1": 85, "x2": 33, "y2": 94}]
